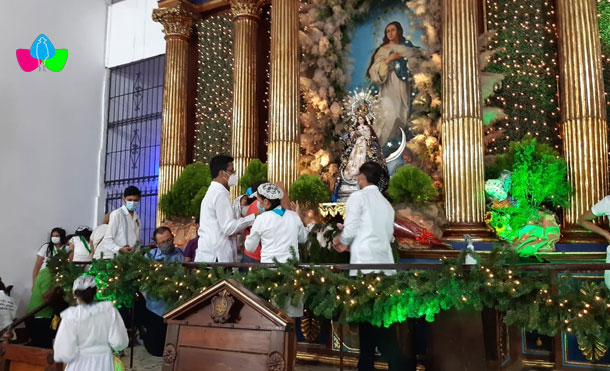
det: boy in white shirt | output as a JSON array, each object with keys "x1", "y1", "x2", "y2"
[{"x1": 96, "y1": 186, "x2": 142, "y2": 260}]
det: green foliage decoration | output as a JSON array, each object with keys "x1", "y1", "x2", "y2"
[
  {"x1": 159, "y1": 163, "x2": 211, "y2": 219},
  {"x1": 238, "y1": 159, "x2": 268, "y2": 194},
  {"x1": 510, "y1": 140, "x2": 571, "y2": 210},
  {"x1": 289, "y1": 175, "x2": 331, "y2": 207},
  {"x1": 387, "y1": 165, "x2": 438, "y2": 205},
  {"x1": 485, "y1": 136, "x2": 560, "y2": 180}
]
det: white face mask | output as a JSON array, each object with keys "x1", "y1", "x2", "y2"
[
  {"x1": 51, "y1": 236, "x2": 61, "y2": 244},
  {"x1": 241, "y1": 206, "x2": 249, "y2": 217},
  {"x1": 228, "y1": 173, "x2": 238, "y2": 187}
]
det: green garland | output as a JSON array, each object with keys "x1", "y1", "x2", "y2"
[{"x1": 48, "y1": 247, "x2": 610, "y2": 351}]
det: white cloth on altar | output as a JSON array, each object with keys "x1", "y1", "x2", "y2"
[
  {"x1": 53, "y1": 301, "x2": 128, "y2": 371},
  {"x1": 245, "y1": 210, "x2": 308, "y2": 264},
  {"x1": 195, "y1": 181, "x2": 255, "y2": 263},
  {"x1": 367, "y1": 43, "x2": 414, "y2": 146},
  {"x1": 340, "y1": 185, "x2": 395, "y2": 276},
  {"x1": 97, "y1": 205, "x2": 140, "y2": 259}
]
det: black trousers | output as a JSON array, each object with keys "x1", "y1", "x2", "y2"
[
  {"x1": 358, "y1": 322, "x2": 415, "y2": 371},
  {"x1": 25, "y1": 317, "x2": 55, "y2": 348},
  {"x1": 138, "y1": 306, "x2": 167, "y2": 357}
]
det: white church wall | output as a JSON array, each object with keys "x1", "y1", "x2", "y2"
[
  {"x1": 105, "y1": 0, "x2": 166, "y2": 68},
  {"x1": 0, "y1": 0, "x2": 108, "y2": 314}
]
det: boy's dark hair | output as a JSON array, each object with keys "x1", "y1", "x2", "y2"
[
  {"x1": 259, "y1": 195, "x2": 282, "y2": 210},
  {"x1": 359, "y1": 162, "x2": 385, "y2": 186},
  {"x1": 210, "y1": 155, "x2": 234, "y2": 178},
  {"x1": 152, "y1": 226, "x2": 172, "y2": 242},
  {"x1": 123, "y1": 186, "x2": 141, "y2": 198},
  {"x1": 74, "y1": 287, "x2": 97, "y2": 305}
]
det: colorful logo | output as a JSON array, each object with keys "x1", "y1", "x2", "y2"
[{"x1": 16, "y1": 34, "x2": 68, "y2": 72}]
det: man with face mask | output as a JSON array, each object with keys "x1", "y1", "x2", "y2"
[
  {"x1": 139, "y1": 226, "x2": 184, "y2": 356},
  {"x1": 96, "y1": 186, "x2": 142, "y2": 260},
  {"x1": 195, "y1": 155, "x2": 256, "y2": 263}
]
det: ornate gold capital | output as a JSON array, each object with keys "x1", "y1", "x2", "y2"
[
  {"x1": 230, "y1": 0, "x2": 264, "y2": 20},
  {"x1": 152, "y1": 3, "x2": 196, "y2": 40}
]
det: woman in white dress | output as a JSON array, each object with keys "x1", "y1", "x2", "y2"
[
  {"x1": 366, "y1": 21, "x2": 416, "y2": 147},
  {"x1": 53, "y1": 275, "x2": 128, "y2": 371}
]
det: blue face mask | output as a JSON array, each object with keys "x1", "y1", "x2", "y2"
[
  {"x1": 125, "y1": 201, "x2": 139, "y2": 211},
  {"x1": 257, "y1": 201, "x2": 265, "y2": 213}
]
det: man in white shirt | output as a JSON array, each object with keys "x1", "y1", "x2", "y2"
[
  {"x1": 95, "y1": 186, "x2": 142, "y2": 260},
  {"x1": 195, "y1": 155, "x2": 256, "y2": 263},
  {"x1": 333, "y1": 162, "x2": 412, "y2": 371}
]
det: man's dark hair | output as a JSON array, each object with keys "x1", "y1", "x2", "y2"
[
  {"x1": 359, "y1": 162, "x2": 385, "y2": 186},
  {"x1": 74, "y1": 287, "x2": 97, "y2": 305},
  {"x1": 123, "y1": 185, "x2": 141, "y2": 197},
  {"x1": 152, "y1": 226, "x2": 172, "y2": 242},
  {"x1": 210, "y1": 155, "x2": 234, "y2": 178}
]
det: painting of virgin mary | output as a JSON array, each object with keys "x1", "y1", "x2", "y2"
[{"x1": 366, "y1": 21, "x2": 417, "y2": 148}]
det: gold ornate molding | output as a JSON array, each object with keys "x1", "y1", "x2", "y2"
[
  {"x1": 152, "y1": 2, "x2": 197, "y2": 40},
  {"x1": 318, "y1": 203, "x2": 346, "y2": 219},
  {"x1": 230, "y1": 0, "x2": 264, "y2": 19}
]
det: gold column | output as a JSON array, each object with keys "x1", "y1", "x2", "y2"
[
  {"x1": 441, "y1": 0, "x2": 488, "y2": 237},
  {"x1": 268, "y1": 0, "x2": 300, "y2": 189},
  {"x1": 557, "y1": 0, "x2": 609, "y2": 231},
  {"x1": 152, "y1": 2, "x2": 196, "y2": 224},
  {"x1": 230, "y1": 0, "x2": 264, "y2": 198}
]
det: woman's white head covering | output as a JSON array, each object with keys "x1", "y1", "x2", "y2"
[
  {"x1": 232, "y1": 195, "x2": 245, "y2": 218},
  {"x1": 73, "y1": 275, "x2": 96, "y2": 291},
  {"x1": 257, "y1": 183, "x2": 283, "y2": 200}
]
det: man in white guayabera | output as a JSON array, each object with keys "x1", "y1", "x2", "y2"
[{"x1": 195, "y1": 155, "x2": 256, "y2": 263}]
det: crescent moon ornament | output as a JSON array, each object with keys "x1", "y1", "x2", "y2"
[{"x1": 385, "y1": 127, "x2": 407, "y2": 163}]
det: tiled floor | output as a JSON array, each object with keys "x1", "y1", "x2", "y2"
[{"x1": 119, "y1": 345, "x2": 356, "y2": 371}]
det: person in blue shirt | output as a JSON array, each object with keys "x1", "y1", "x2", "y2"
[{"x1": 140, "y1": 226, "x2": 184, "y2": 356}]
